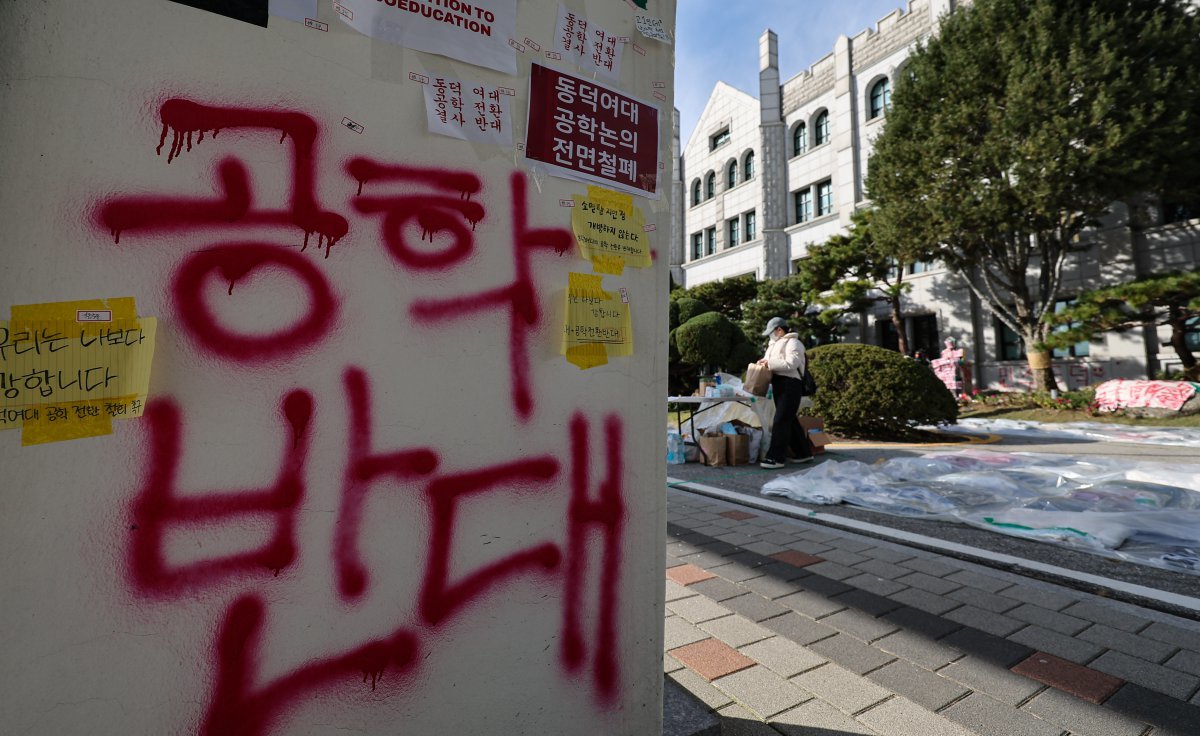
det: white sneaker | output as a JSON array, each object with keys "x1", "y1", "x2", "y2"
[{"x1": 759, "y1": 459, "x2": 785, "y2": 469}]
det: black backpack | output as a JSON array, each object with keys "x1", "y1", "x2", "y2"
[{"x1": 800, "y1": 367, "x2": 818, "y2": 396}]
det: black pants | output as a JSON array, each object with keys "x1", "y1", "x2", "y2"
[{"x1": 766, "y1": 374, "x2": 812, "y2": 462}]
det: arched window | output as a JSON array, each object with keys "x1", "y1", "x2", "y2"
[
  {"x1": 793, "y1": 123, "x2": 807, "y2": 156},
  {"x1": 705, "y1": 172, "x2": 716, "y2": 199},
  {"x1": 815, "y1": 111, "x2": 830, "y2": 146},
  {"x1": 691, "y1": 180, "x2": 701, "y2": 205},
  {"x1": 726, "y1": 161, "x2": 738, "y2": 188},
  {"x1": 869, "y1": 78, "x2": 891, "y2": 119},
  {"x1": 743, "y1": 151, "x2": 755, "y2": 180}
]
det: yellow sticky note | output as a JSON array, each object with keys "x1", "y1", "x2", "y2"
[
  {"x1": 563, "y1": 272, "x2": 633, "y2": 370},
  {"x1": 571, "y1": 186, "x2": 651, "y2": 274},
  {"x1": 3, "y1": 298, "x2": 156, "y2": 444}
]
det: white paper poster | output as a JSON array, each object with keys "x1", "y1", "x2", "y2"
[
  {"x1": 634, "y1": 14, "x2": 672, "y2": 44},
  {"x1": 336, "y1": 0, "x2": 518, "y2": 75},
  {"x1": 553, "y1": 5, "x2": 622, "y2": 79},
  {"x1": 269, "y1": 0, "x2": 318, "y2": 22},
  {"x1": 423, "y1": 75, "x2": 513, "y2": 145}
]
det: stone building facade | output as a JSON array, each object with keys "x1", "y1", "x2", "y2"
[{"x1": 673, "y1": 0, "x2": 1200, "y2": 390}]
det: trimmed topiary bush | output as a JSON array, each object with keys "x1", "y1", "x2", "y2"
[
  {"x1": 728, "y1": 340, "x2": 762, "y2": 376},
  {"x1": 675, "y1": 311, "x2": 735, "y2": 367},
  {"x1": 668, "y1": 300, "x2": 680, "y2": 331},
  {"x1": 808, "y1": 343, "x2": 957, "y2": 436},
  {"x1": 675, "y1": 297, "x2": 714, "y2": 325}
]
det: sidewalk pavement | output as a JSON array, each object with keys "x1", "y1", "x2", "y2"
[{"x1": 663, "y1": 488, "x2": 1200, "y2": 736}]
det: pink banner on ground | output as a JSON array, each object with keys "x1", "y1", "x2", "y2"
[{"x1": 1094, "y1": 379, "x2": 1197, "y2": 412}]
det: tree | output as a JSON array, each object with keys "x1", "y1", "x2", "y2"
[
  {"x1": 867, "y1": 0, "x2": 1200, "y2": 391},
  {"x1": 801, "y1": 209, "x2": 939, "y2": 356},
  {"x1": 1045, "y1": 269, "x2": 1200, "y2": 378},
  {"x1": 672, "y1": 274, "x2": 759, "y2": 322},
  {"x1": 740, "y1": 272, "x2": 841, "y2": 346}
]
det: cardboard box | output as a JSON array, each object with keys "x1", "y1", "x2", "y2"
[
  {"x1": 798, "y1": 415, "x2": 832, "y2": 454},
  {"x1": 698, "y1": 434, "x2": 727, "y2": 466},
  {"x1": 726, "y1": 433, "x2": 750, "y2": 465}
]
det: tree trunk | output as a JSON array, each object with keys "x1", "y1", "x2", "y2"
[
  {"x1": 1026, "y1": 349, "x2": 1060, "y2": 393},
  {"x1": 890, "y1": 297, "x2": 909, "y2": 356},
  {"x1": 1167, "y1": 304, "x2": 1197, "y2": 371}
]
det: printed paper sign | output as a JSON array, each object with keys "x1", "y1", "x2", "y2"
[
  {"x1": 268, "y1": 0, "x2": 319, "y2": 23},
  {"x1": 525, "y1": 64, "x2": 660, "y2": 198},
  {"x1": 424, "y1": 76, "x2": 512, "y2": 145},
  {"x1": 634, "y1": 14, "x2": 671, "y2": 44},
  {"x1": 571, "y1": 186, "x2": 651, "y2": 274},
  {"x1": 554, "y1": 6, "x2": 623, "y2": 78},
  {"x1": 1, "y1": 297, "x2": 156, "y2": 445},
  {"x1": 336, "y1": 0, "x2": 518, "y2": 75},
  {"x1": 562, "y1": 272, "x2": 632, "y2": 370}
]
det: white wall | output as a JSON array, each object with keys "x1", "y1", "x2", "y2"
[{"x1": 0, "y1": 1, "x2": 673, "y2": 734}]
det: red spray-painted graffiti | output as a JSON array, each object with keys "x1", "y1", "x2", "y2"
[
  {"x1": 95, "y1": 97, "x2": 631, "y2": 732},
  {"x1": 129, "y1": 391, "x2": 311, "y2": 595},
  {"x1": 128, "y1": 372, "x2": 628, "y2": 733},
  {"x1": 98, "y1": 99, "x2": 349, "y2": 254},
  {"x1": 407, "y1": 170, "x2": 573, "y2": 421}
]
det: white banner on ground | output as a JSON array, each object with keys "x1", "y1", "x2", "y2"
[
  {"x1": 423, "y1": 75, "x2": 512, "y2": 144},
  {"x1": 336, "y1": 0, "x2": 518, "y2": 75}
]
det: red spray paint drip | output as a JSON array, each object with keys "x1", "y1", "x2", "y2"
[
  {"x1": 172, "y1": 242, "x2": 338, "y2": 362},
  {"x1": 98, "y1": 98, "x2": 348, "y2": 255}
]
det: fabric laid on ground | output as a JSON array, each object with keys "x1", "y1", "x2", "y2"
[
  {"x1": 761, "y1": 449, "x2": 1200, "y2": 575},
  {"x1": 950, "y1": 417, "x2": 1200, "y2": 448}
]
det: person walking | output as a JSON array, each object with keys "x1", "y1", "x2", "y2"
[{"x1": 756, "y1": 317, "x2": 813, "y2": 469}]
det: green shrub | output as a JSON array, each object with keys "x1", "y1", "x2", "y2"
[
  {"x1": 667, "y1": 328, "x2": 680, "y2": 363},
  {"x1": 675, "y1": 311, "x2": 736, "y2": 367},
  {"x1": 675, "y1": 297, "x2": 714, "y2": 325},
  {"x1": 668, "y1": 300, "x2": 680, "y2": 331},
  {"x1": 808, "y1": 344, "x2": 957, "y2": 436}
]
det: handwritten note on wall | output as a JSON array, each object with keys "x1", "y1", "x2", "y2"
[
  {"x1": 1, "y1": 297, "x2": 156, "y2": 445},
  {"x1": 563, "y1": 272, "x2": 632, "y2": 370},
  {"x1": 424, "y1": 75, "x2": 513, "y2": 145},
  {"x1": 570, "y1": 186, "x2": 651, "y2": 274}
]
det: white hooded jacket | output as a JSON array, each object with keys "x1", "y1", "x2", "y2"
[{"x1": 765, "y1": 332, "x2": 805, "y2": 380}]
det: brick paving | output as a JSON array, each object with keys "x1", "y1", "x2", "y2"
[{"x1": 664, "y1": 489, "x2": 1200, "y2": 735}]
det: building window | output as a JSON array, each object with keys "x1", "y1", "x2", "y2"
[
  {"x1": 907, "y1": 261, "x2": 932, "y2": 274},
  {"x1": 744, "y1": 210, "x2": 756, "y2": 241},
  {"x1": 816, "y1": 180, "x2": 833, "y2": 217},
  {"x1": 705, "y1": 172, "x2": 716, "y2": 199},
  {"x1": 876, "y1": 318, "x2": 900, "y2": 352},
  {"x1": 814, "y1": 111, "x2": 830, "y2": 146},
  {"x1": 705, "y1": 227, "x2": 716, "y2": 256},
  {"x1": 1051, "y1": 300, "x2": 1090, "y2": 358},
  {"x1": 869, "y1": 78, "x2": 891, "y2": 119},
  {"x1": 743, "y1": 151, "x2": 755, "y2": 180},
  {"x1": 910, "y1": 314, "x2": 939, "y2": 356},
  {"x1": 726, "y1": 160, "x2": 737, "y2": 189},
  {"x1": 691, "y1": 232, "x2": 703, "y2": 260},
  {"x1": 710, "y1": 128, "x2": 730, "y2": 151},
  {"x1": 691, "y1": 180, "x2": 701, "y2": 206},
  {"x1": 793, "y1": 123, "x2": 807, "y2": 155},
  {"x1": 997, "y1": 320, "x2": 1023, "y2": 361},
  {"x1": 1164, "y1": 198, "x2": 1200, "y2": 224},
  {"x1": 727, "y1": 217, "x2": 740, "y2": 248},
  {"x1": 795, "y1": 189, "x2": 812, "y2": 223}
]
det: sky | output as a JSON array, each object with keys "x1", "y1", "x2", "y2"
[{"x1": 675, "y1": 0, "x2": 914, "y2": 147}]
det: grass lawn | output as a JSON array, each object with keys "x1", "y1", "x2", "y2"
[{"x1": 960, "y1": 406, "x2": 1200, "y2": 428}]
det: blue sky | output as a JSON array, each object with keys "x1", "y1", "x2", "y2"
[{"x1": 675, "y1": 0, "x2": 912, "y2": 146}]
